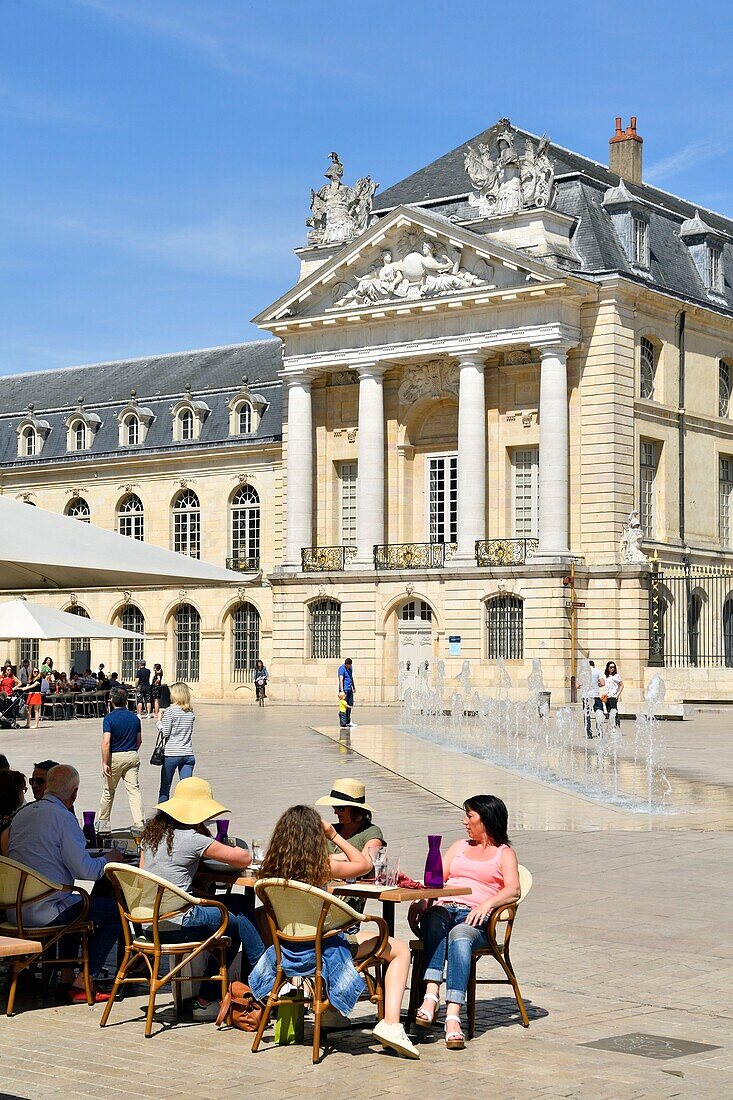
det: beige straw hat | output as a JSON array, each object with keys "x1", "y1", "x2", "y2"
[
  {"x1": 156, "y1": 777, "x2": 229, "y2": 825},
  {"x1": 315, "y1": 777, "x2": 375, "y2": 814}
]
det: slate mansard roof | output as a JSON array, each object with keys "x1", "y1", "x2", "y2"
[
  {"x1": 374, "y1": 120, "x2": 733, "y2": 316},
  {"x1": 0, "y1": 340, "x2": 284, "y2": 468}
]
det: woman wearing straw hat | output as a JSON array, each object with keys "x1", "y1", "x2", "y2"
[
  {"x1": 140, "y1": 777, "x2": 265, "y2": 1021},
  {"x1": 315, "y1": 778, "x2": 385, "y2": 877}
]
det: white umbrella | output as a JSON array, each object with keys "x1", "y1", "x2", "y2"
[
  {"x1": 0, "y1": 496, "x2": 251, "y2": 590},
  {"x1": 0, "y1": 599, "x2": 143, "y2": 640}
]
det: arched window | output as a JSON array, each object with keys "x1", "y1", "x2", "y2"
[
  {"x1": 71, "y1": 421, "x2": 86, "y2": 451},
  {"x1": 117, "y1": 493, "x2": 144, "y2": 540},
  {"x1": 66, "y1": 497, "x2": 90, "y2": 522},
  {"x1": 179, "y1": 408, "x2": 194, "y2": 441},
  {"x1": 401, "y1": 600, "x2": 433, "y2": 621},
  {"x1": 23, "y1": 427, "x2": 36, "y2": 457},
  {"x1": 486, "y1": 595, "x2": 524, "y2": 659},
  {"x1": 66, "y1": 605, "x2": 91, "y2": 668},
  {"x1": 309, "y1": 599, "x2": 341, "y2": 659},
  {"x1": 232, "y1": 602, "x2": 260, "y2": 682},
  {"x1": 640, "y1": 337, "x2": 656, "y2": 400},
  {"x1": 172, "y1": 489, "x2": 200, "y2": 558},
  {"x1": 119, "y1": 604, "x2": 144, "y2": 682},
  {"x1": 124, "y1": 415, "x2": 140, "y2": 446},
  {"x1": 230, "y1": 484, "x2": 260, "y2": 569},
  {"x1": 238, "y1": 403, "x2": 252, "y2": 434},
  {"x1": 175, "y1": 603, "x2": 200, "y2": 681},
  {"x1": 719, "y1": 361, "x2": 732, "y2": 419}
]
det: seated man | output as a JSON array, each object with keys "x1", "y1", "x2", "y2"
[
  {"x1": 29, "y1": 758, "x2": 60, "y2": 801},
  {"x1": 2, "y1": 764, "x2": 122, "y2": 1002}
]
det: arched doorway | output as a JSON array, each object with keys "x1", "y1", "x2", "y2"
[{"x1": 397, "y1": 600, "x2": 434, "y2": 698}]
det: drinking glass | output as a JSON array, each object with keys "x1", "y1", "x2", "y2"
[
  {"x1": 373, "y1": 848, "x2": 388, "y2": 885},
  {"x1": 386, "y1": 857, "x2": 400, "y2": 887},
  {"x1": 215, "y1": 819, "x2": 230, "y2": 843},
  {"x1": 251, "y1": 838, "x2": 265, "y2": 865}
]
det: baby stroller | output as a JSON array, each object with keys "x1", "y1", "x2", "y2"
[{"x1": 0, "y1": 690, "x2": 22, "y2": 729}]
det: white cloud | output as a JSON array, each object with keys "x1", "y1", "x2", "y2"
[
  {"x1": 646, "y1": 138, "x2": 730, "y2": 184},
  {"x1": 0, "y1": 81, "x2": 101, "y2": 125}
]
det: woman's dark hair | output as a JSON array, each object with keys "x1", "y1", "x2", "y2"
[
  {"x1": 463, "y1": 795, "x2": 510, "y2": 847},
  {"x1": 140, "y1": 811, "x2": 210, "y2": 857},
  {"x1": 605, "y1": 662, "x2": 617, "y2": 676},
  {"x1": 0, "y1": 770, "x2": 26, "y2": 819},
  {"x1": 255, "y1": 660, "x2": 264, "y2": 669}
]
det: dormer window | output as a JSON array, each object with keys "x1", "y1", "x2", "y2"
[
  {"x1": 16, "y1": 404, "x2": 51, "y2": 458},
  {"x1": 64, "y1": 399, "x2": 100, "y2": 453},
  {"x1": 72, "y1": 422, "x2": 86, "y2": 450},
  {"x1": 632, "y1": 215, "x2": 649, "y2": 268},
  {"x1": 679, "y1": 210, "x2": 726, "y2": 299},
  {"x1": 228, "y1": 376, "x2": 266, "y2": 436},
  {"x1": 709, "y1": 246, "x2": 723, "y2": 294},
  {"x1": 180, "y1": 409, "x2": 194, "y2": 440},
  {"x1": 117, "y1": 390, "x2": 154, "y2": 447},
  {"x1": 171, "y1": 384, "x2": 210, "y2": 443}
]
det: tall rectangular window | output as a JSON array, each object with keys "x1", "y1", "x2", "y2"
[
  {"x1": 428, "y1": 454, "x2": 457, "y2": 544},
  {"x1": 720, "y1": 456, "x2": 733, "y2": 545},
  {"x1": 633, "y1": 216, "x2": 649, "y2": 267},
  {"x1": 640, "y1": 439, "x2": 658, "y2": 538},
  {"x1": 708, "y1": 246, "x2": 723, "y2": 293},
  {"x1": 20, "y1": 639, "x2": 39, "y2": 669},
  {"x1": 512, "y1": 448, "x2": 539, "y2": 537},
  {"x1": 339, "y1": 462, "x2": 357, "y2": 546}
]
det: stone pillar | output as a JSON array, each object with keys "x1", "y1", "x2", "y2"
[
  {"x1": 284, "y1": 372, "x2": 313, "y2": 569},
  {"x1": 455, "y1": 355, "x2": 486, "y2": 562},
  {"x1": 536, "y1": 345, "x2": 570, "y2": 558},
  {"x1": 355, "y1": 363, "x2": 386, "y2": 567}
]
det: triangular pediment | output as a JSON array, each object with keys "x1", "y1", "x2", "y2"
[{"x1": 254, "y1": 206, "x2": 578, "y2": 327}]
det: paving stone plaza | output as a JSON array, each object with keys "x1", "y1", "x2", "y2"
[{"x1": 0, "y1": 702, "x2": 730, "y2": 1099}]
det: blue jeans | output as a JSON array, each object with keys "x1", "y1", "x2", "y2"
[
  {"x1": 344, "y1": 688, "x2": 353, "y2": 724},
  {"x1": 167, "y1": 895, "x2": 265, "y2": 1000},
  {"x1": 422, "y1": 904, "x2": 490, "y2": 1005},
  {"x1": 54, "y1": 896, "x2": 121, "y2": 978},
  {"x1": 158, "y1": 754, "x2": 195, "y2": 801}
]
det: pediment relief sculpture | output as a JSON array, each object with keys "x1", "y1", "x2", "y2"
[
  {"x1": 398, "y1": 360, "x2": 460, "y2": 406},
  {"x1": 465, "y1": 121, "x2": 556, "y2": 217},
  {"x1": 306, "y1": 152, "x2": 378, "y2": 247},
  {"x1": 332, "y1": 229, "x2": 493, "y2": 309}
]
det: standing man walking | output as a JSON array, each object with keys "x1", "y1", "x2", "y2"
[
  {"x1": 338, "y1": 657, "x2": 356, "y2": 729},
  {"x1": 135, "y1": 659, "x2": 152, "y2": 719},
  {"x1": 98, "y1": 686, "x2": 144, "y2": 831}
]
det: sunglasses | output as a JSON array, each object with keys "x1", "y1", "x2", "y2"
[{"x1": 29, "y1": 777, "x2": 46, "y2": 786}]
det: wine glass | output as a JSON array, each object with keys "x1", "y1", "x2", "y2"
[{"x1": 251, "y1": 838, "x2": 265, "y2": 865}]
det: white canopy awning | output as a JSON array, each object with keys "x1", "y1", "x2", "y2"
[
  {"x1": 0, "y1": 598, "x2": 143, "y2": 640},
  {"x1": 0, "y1": 497, "x2": 251, "y2": 590}
]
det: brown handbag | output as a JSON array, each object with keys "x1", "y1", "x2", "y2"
[{"x1": 215, "y1": 981, "x2": 263, "y2": 1032}]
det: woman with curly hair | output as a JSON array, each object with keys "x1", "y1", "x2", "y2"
[
  {"x1": 255, "y1": 804, "x2": 418, "y2": 1060},
  {"x1": 140, "y1": 777, "x2": 265, "y2": 1022}
]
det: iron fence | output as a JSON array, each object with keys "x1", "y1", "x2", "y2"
[
  {"x1": 301, "y1": 546, "x2": 356, "y2": 572},
  {"x1": 226, "y1": 555, "x2": 260, "y2": 572},
  {"x1": 649, "y1": 558, "x2": 733, "y2": 667},
  {"x1": 374, "y1": 543, "x2": 454, "y2": 570},
  {"x1": 475, "y1": 538, "x2": 539, "y2": 567}
]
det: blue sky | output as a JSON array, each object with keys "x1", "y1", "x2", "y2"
[{"x1": 1, "y1": 0, "x2": 732, "y2": 375}]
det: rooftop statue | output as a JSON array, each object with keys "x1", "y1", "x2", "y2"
[
  {"x1": 306, "y1": 152, "x2": 378, "y2": 247},
  {"x1": 465, "y1": 121, "x2": 556, "y2": 217}
]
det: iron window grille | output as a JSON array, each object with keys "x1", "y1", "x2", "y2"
[
  {"x1": 232, "y1": 602, "x2": 260, "y2": 682},
  {"x1": 486, "y1": 595, "x2": 524, "y2": 659},
  {"x1": 309, "y1": 598, "x2": 341, "y2": 659}
]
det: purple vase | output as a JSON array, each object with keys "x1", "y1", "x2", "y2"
[
  {"x1": 215, "y1": 819, "x2": 230, "y2": 843},
  {"x1": 82, "y1": 811, "x2": 96, "y2": 849},
  {"x1": 424, "y1": 835, "x2": 444, "y2": 888}
]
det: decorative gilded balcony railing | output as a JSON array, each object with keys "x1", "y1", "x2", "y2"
[
  {"x1": 226, "y1": 555, "x2": 261, "y2": 572},
  {"x1": 474, "y1": 538, "x2": 539, "y2": 566},
  {"x1": 374, "y1": 542, "x2": 456, "y2": 570},
  {"x1": 301, "y1": 545, "x2": 357, "y2": 572}
]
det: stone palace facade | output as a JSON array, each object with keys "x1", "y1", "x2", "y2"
[{"x1": 3, "y1": 117, "x2": 733, "y2": 705}]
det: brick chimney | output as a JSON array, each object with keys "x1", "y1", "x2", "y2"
[{"x1": 609, "y1": 116, "x2": 643, "y2": 184}]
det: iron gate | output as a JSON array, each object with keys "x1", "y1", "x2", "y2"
[{"x1": 649, "y1": 558, "x2": 733, "y2": 667}]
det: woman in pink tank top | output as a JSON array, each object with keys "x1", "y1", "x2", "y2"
[{"x1": 414, "y1": 794, "x2": 520, "y2": 1050}]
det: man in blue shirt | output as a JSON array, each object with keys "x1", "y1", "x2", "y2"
[
  {"x1": 337, "y1": 658, "x2": 355, "y2": 727},
  {"x1": 98, "y1": 686, "x2": 144, "y2": 831},
  {"x1": 5, "y1": 764, "x2": 122, "y2": 1002}
]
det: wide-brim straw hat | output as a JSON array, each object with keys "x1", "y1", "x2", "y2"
[
  {"x1": 156, "y1": 777, "x2": 229, "y2": 825},
  {"x1": 315, "y1": 777, "x2": 375, "y2": 814}
]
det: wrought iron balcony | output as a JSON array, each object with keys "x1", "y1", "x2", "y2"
[
  {"x1": 475, "y1": 538, "x2": 538, "y2": 567},
  {"x1": 374, "y1": 542, "x2": 456, "y2": 570},
  {"x1": 301, "y1": 545, "x2": 357, "y2": 572},
  {"x1": 226, "y1": 555, "x2": 261, "y2": 572}
]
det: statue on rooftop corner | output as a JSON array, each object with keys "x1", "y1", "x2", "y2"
[
  {"x1": 465, "y1": 121, "x2": 556, "y2": 217},
  {"x1": 306, "y1": 152, "x2": 378, "y2": 247},
  {"x1": 620, "y1": 509, "x2": 649, "y2": 564}
]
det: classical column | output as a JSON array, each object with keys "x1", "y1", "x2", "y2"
[
  {"x1": 536, "y1": 345, "x2": 570, "y2": 558},
  {"x1": 355, "y1": 363, "x2": 386, "y2": 567},
  {"x1": 284, "y1": 372, "x2": 313, "y2": 569},
  {"x1": 455, "y1": 355, "x2": 486, "y2": 562}
]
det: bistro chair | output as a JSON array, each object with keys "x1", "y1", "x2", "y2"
[
  {"x1": 100, "y1": 863, "x2": 230, "y2": 1038},
  {"x1": 252, "y1": 878, "x2": 389, "y2": 1063},
  {"x1": 0, "y1": 854, "x2": 94, "y2": 1016},
  {"x1": 407, "y1": 864, "x2": 533, "y2": 1035}
]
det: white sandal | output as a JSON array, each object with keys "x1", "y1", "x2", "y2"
[
  {"x1": 414, "y1": 991, "x2": 440, "y2": 1029},
  {"x1": 445, "y1": 1013, "x2": 465, "y2": 1050}
]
